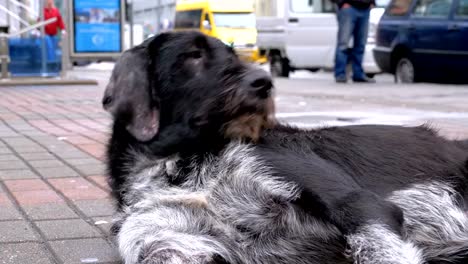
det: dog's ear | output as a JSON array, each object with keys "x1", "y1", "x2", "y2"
[{"x1": 102, "y1": 34, "x2": 169, "y2": 142}]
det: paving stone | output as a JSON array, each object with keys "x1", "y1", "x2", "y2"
[
  {"x1": 48, "y1": 178, "x2": 109, "y2": 201},
  {"x1": 50, "y1": 238, "x2": 120, "y2": 264},
  {"x1": 0, "y1": 131, "x2": 19, "y2": 137},
  {"x1": 74, "y1": 164, "x2": 106, "y2": 176},
  {"x1": 53, "y1": 150, "x2": 92, "y2": 159},
  {"x1": 0, "y1": 160, "x2": 28, "y2": 170},
  {"x1": 18, "y1": 152, "x2": 56, "y2": 160},
  {"x1": 5, "y1": 137, "x2": 36, "y2": 147},
  {"x1": 0, "y1": 221, "x2": 38, "y2": 242},
  {"x1": 23, "y1": 203, "x2": 78, "y2": 220},
  {"x1": 0, "y1": 194, "x2": 22, "y2": 220},
  {"x1": 66, "y1": 158, "x2": 103, "y2": 166},
  {"x1": 12, "y1": 190, "x2": 63, "y2": 206},
  {"x1": 21, "y1": 130, "x2": 48, "y2": 136},
  {"x1": 92, "y1": 217, "x2": 114, "y2": 236},
  {"x1": 4, "y1": 179, "x2": 49, "y2": 192},
  {"x1": 87, "y1": 176, "x2": 110, "y2": 191},
  {"x1": 0, "y1": 148, "x2": 12, "y2": 154},
  {"x1": 0, "y1": 205, "x2": 23, "y2": 220},
  {"x1": 74, "y1": 199, "x2": 115, "y2": 217},
  {"x1": 36, "y1": 219, "x2": 101, "y2": 240},
  {"x1": 0, "y1": 169, "x2": 38, "y2": 180},
  {"x1": 0, "y1": 155, "x2": 20, "y2": 161},
  {"x1": 0, "y1": 242, "x2": 54, "y2": 264},
  {"x1": 28, "y1": 159, "x2": 65, "y2": 168},
  {"x1": 13, "y1": 146, "x2": 47, "y2": 153},
  {"x1": 36, "y1": 166, "x2": 79, "y2": 178}
]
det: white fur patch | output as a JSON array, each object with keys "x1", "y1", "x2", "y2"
[
  {"x1": 388, "y1": 182, "x2": 468, "y2": 260},
  {"x1": 347, "y1": 223, "x2": 424, "y2": 264}
]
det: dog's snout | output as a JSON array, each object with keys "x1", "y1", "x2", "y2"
[{"x1": 247, "y1": 70, "x2": 273, "y2": 99}]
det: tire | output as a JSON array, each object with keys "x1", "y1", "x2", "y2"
[
  {"x1": 307, "y1": 68, "x2": 319, "y2": 73},
  {"x1": 269, "y1": 54, "x2": 290, "y2": 78},
  {"x1": 395, "y1": 57, "x2": 416, "y2": 83}
]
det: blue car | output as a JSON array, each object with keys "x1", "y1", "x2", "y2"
[{"x1": 374, "y1": 0, "x2": 468, "y2": 83}]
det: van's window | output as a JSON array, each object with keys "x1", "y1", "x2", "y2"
[
  {"x1": 291, "y1": 0, "x2": 314, "y2": 13},
  {"x1": 386, "y1": 0, "x2": 412, "y2": 15},
  {"x1": 376, "y1": 0, "x2": 391, "y2": 7},
  {"x1": 212, "y1": 13, "x2": 256, "y2": 28},
  {"x1": 322, "y1": 0, "x2": 336, "y2": 12},
  {"x1": 413, "y1": 0, "x2": 453, "y2": 17},
  {"x1": 456, "y1": 0, "x2": 468, "y2": 17},
  {"x1": 175, "y1": 10, "x2": 202, "y2": 28}
]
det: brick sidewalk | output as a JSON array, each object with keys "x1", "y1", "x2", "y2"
[{"x1": 0, "y1": 85, "x2": 119, "y2": 264}]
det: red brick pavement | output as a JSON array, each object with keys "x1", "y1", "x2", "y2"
[{"x1": 0, "y1": 85, "x2": 119, "y2": 263}]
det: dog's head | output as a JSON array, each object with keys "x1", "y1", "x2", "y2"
[{"x1": 103, "y1": 31, "x2": 275, "y2": 148}]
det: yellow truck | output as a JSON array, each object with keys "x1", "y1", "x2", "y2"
[{"x1": 174, "y1": 0, "x2": 266, "y2": 63}]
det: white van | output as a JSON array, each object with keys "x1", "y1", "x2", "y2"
[{"x1": 257, "y1": 0, "x2": 388, "y2": 77}]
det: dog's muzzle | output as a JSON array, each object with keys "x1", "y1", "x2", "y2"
[{"x1": 223, "y1": 68, "x2": 276, "y2": 142}]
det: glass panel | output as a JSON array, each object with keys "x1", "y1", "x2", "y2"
[
  {"x1": 456, "y1": 0, "x2": 468, "y2": 17},
  {"x1": 387, "y1": 0, "x2": 412, "y2": 15},
  {"x1": 8, "y1": 34, "x2": 62, "y2": 77},
  {"x1": 322, "y1": 0, "x2": 336, "y2": 12},
  {"x1": 174, "y1": 10, "x2": 202, "y2": 29},
  {"x1": 413, "y1": 0, "x2": 453, "y2": 17},
  {"x1": 212, "y1": 13, "x2": 256, "y2": 28},
  {"x1": 376, "y1": 0, "x2": 392, "y2": 7},
  {"x1": 290, "y1": 0, "x2": 314, "y2": 13}
]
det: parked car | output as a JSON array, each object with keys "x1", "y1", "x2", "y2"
[
  {"x1": 374, "y1": 0, "x2": 468, "y2": 83},
  {"x1": 257, "y1": 0, "x2": 389, "y2": 78},
  {"x1": 174, "y1": 0, "x2": 265, "y2": 63}
]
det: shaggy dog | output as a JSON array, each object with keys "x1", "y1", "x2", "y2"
[{"x1": 103, "y1": 31, "x2": 468, "y2": 264}]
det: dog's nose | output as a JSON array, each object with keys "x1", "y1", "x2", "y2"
[{"x1": 247, "y1": 70, "x2": 273, "y2": 98}]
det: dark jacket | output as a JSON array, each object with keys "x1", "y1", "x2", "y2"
[{"x1": 334, "y1": 0, "x2": 375, "y2": 9}]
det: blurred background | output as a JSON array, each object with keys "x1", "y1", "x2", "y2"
[{"x1": 0, "y1": 0, "x2": 466, "y2": 83}]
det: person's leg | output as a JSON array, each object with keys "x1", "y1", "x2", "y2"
[
  {"x1": 334, "y1": 7, "x2": 356, "y2": 81},
  {"x1": 350, "y1": 8, "x2": 370, "y2": 80}
]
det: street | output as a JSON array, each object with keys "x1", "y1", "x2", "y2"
[
  {"x1": 80, "y1": 63, "x2": 468, "y2": 139},
  {"x1": 273, "y1": 71, "x2": 468, "y2": 140},
  {"x1": 0, "y1": 65, "x2": 467, "y2": 263}
]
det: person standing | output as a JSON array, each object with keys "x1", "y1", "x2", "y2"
[
  {"x1": 43, "y1": 0, "x2": 66, "y2": 37},
  {"x1": 334, "y1": 0, "x2": 375, "y2": 83}
]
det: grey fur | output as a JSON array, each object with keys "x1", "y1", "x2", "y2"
[
  {"x1": 114, "y1": 142, "x2": 468, "y2": 263},
  {"x1": 115, "y1": 142, "x2": 346, "y2": 264},
  {"x1": 388, "y1": 182, "x2": 468, "y2": 262}
]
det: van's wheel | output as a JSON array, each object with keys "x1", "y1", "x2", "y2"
[
  {"x1": 395, "y1": 57, "x2": 415, "y2": 83},
  {"x1": 270, "y1": 55, "x2": 290, "y2": 78}
]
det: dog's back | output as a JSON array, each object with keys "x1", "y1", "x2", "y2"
[{"x1": 260, "y1": 124, "x2": 468, "y2": 196}]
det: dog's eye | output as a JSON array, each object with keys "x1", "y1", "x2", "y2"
[{"x1": 186, "y1": 50, "x2": 202, "y2": 59}]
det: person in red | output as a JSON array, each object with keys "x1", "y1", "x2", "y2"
[{"x1": 43, "y1": 0, "x2": 66, "y2": 36}]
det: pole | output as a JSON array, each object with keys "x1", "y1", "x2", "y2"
[
  {"x1": 129, "y1": 0, "x2": 134, "y2": 49},
  {"x1": 0, "y1": 34, "x2": 10, "y2": 79},
  {"x1": 39, "y1": 0, "x2": 47, "y2": 76},
  {"x1": 61, "y1": 0, "x2": 71, "y2": 77},
  {"x1": 6, "y1": 0, "x2": 11, "y2": 30}
]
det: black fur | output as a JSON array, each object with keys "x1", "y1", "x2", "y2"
[{"x1": 104, "y1": 32, "x2": 468, "y2": 264}]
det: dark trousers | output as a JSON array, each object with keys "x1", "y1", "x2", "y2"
[{"x1": 334, "y1": 6, "x2": 370, "y2": 79}]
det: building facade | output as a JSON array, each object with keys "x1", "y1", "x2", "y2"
[{"x1": 132, "y1": 0, "x2": 176, "y2": 38}]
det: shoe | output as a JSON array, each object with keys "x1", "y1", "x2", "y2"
[
  {"x1": 335, "y1": 76, "x2": 347, "y2": 83},
  {"x1": 353, "y1": 76, "x2": 376, "y2": 83}
]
